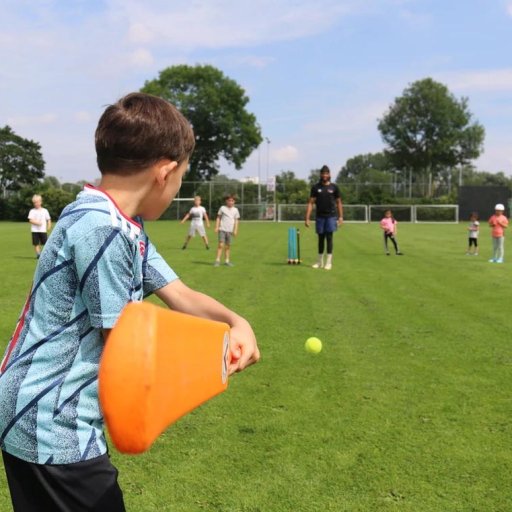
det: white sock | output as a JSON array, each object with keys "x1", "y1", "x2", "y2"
[{"x1": 326, "y1": 254, "x2": 332, "y2": 265}]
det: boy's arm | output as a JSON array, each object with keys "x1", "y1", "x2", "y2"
[
  {"x1": 233, "y1": 218, "x2": 239, "y2": 237},
  {"x1": 47, "y1": 219, "x2": 52, "y2": 231},
  {"x1": 215, "y1": 215, "x2": 221, "y2": 232},
  {"x1": 204, "y1": 211, "x2": 210, "y2": 227},
  {"x1": 28, "y1": 211, "x2": 42, "y2": 226},
  {"x1": 155, "y1": 279, "x2": 260, "y2": 374},
  {"x1": 180, "y1": 213, "x2": 190, "y2": 224}
]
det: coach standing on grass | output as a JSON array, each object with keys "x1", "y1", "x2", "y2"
[{"x1": 305, "y1": 165, "x2": 343, "y2": 270}]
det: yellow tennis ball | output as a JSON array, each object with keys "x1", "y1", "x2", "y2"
[{"x1": 305, "y1": 337, "x2": 322, "y2": 354}]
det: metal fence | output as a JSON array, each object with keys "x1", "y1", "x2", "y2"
[{"x1": 166, "y1": 200, "x2": 459, "y2": 223}]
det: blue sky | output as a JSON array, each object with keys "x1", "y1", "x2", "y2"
[{"x1": 1, "y1": 0, "x2": 511, "y2": 184}]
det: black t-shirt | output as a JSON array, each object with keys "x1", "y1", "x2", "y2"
[{"x1": 310, "y1": 182, "x2": 341, "y2": 217}]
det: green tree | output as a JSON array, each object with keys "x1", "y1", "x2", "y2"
[
  {"x1": 335, "y1": 153, "x2": 391, "y2": 182},
  {"x1": 462, "y1": 168, "x2": 512, "y2": 188},
  {"x1": 276, "y1": 171, "x2": 309, "y2": 204},
  {"x1": 378, "y1": 78, "x2": 485, "y2": 193},
  {"x1": 335, "y1": 153, "x2": 394, "y2": 203},
  {"x1": 307, "y1": 168, "x2": 322, "y2": 187},
  {"x1": 141, "y1": 65, "x2": 262, "y2": 181},
  {"x1": 0, "y1": 126, "x2": 45, "y2": 195}
]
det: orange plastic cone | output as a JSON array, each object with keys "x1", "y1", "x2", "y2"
[{"x1": 99, "y1": 301, "x2": 230, "y2": 454}]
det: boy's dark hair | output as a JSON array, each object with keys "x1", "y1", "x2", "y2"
[
  {"x1": 95, "y1": 92, "x2": 195, "y2": 174},
  {"x1": 320, "y1": 165, "x2": 330, "y2": 174},
  {"x1": 224, "y1": 194, "x2": 236, "y2": 201}
]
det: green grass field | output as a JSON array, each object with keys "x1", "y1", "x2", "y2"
[{"x1": 0, "y1": 220, "x2": 511, "y2": 511}]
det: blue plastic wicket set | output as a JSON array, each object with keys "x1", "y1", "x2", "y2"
[{"x1": 287, "y1": 227, "x2": 301, "y2": 264}]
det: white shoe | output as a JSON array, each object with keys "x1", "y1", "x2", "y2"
[
  {"x1": 312, "y1": 262, "x2": 323, "y2": 269},
  {"x1": 324, "y1": 263, "x2": 332, "y2": 270}
]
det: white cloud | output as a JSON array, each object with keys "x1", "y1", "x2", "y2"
[
  {"x1": 273, "y1": 145, "x2": 299, "y2": 163},
  {"x1": 108, "y1": 0, "x2": 359, "y2": 49},
  {"x1": 7, "y1": 113, "x2": 58, "y2": 127},
  {"x1": 74, "y1": 111, "x2": 92, "y2": 123},
  {"x1": 507, "y1": 2, "x2": 512, "y2": 17},
  {"x1": 129, "y1": 48, "x2": 155, "y2": 67},
  {"x1": 437, "y1": 69, "x2": 512, "y2": 92}
]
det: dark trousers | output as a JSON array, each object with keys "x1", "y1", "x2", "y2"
[
  {"x1": 318, "y1": 232, "x2": 333, "y2": 254},
  {"x1": 384, "y1": 232, "x2": 399, "y2": 253},
  {"x1": 2, "y1": 451, "x2": 125, "y2": 512}
]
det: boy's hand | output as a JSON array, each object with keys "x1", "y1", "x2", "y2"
[{"x1": 228, "y1": 318, "x2": 260, "y2": 375}]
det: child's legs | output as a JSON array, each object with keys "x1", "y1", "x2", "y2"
[
  {"x1": 196, "y1": 225, "x2": 209, "y2": 246},
  {"x1": 196, "y1": 225, "x2": 208, "y2": 246},
  {"x1": 383, "y1": 233, "x2": 389, "y2": 252},
  {"x1": 325, "y1": 232, "x2": 333, "y2": 254},
  {"x1": 216, "y1": 241, "x2": 224, "y2": 261},
  {"x1": 31, "y1": 233, "x2": 42, "y2": 255},
  {"x1": 318, "y1": 234, "x2": 326, "y2": 254},
  {"x1": 2, "y1": 450, "x2": 126, "y2": 512},
  {"x1": 492, "y1": 237, "x2": 500, "y2": 259},
  {"x1": 389, "y1": 234, "x2": 399, "y2": 252},
  {"x1": 496, "y1": 237, "x2": 504, "y2": 260},
  {"x1": 224, "y1": 243, "x2": 231, "y2": 261}
]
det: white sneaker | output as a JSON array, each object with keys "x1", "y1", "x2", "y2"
[
  {"x1": 312, "y1": 262, "x2": 323, "y2": 269},
  {"x1": 324, "y1": 263, "x2": 332, "y2": 270}
]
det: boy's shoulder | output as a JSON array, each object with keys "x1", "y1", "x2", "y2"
[{"x1": 58, "y1": 186, "x2": 142, "y2": 243}]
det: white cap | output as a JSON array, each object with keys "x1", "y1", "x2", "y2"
[{"x1": 495, "y1": 203, "x2": 505, "y2": 211}]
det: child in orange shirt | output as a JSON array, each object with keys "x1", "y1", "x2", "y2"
[{"x1": 488, "y1": 203, "x2": 509, "y2": 263}]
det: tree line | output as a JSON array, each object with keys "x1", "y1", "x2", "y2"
[{"x1": 1, "y1": 68, "x2": 510, "y2": 221}]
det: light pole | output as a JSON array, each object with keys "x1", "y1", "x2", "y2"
[
  {"x1": 265, "y1": 137, "x2": 271, "y2": 185},
  {"x1": 257, "y1": 144, "x2": 261, "y2": 204}
]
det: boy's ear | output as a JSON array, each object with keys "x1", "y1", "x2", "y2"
[{"x1": 155, "y1": 160, "x2": 179, "y2": 186}]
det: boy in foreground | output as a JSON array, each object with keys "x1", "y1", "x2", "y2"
[{"x1": 0, "y1": 93, "x2": 260, "y2": 511}]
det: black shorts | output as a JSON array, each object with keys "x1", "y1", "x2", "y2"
[
  {"x1": 468, "y1": 237, "x2": 478, "y2": 247},
  {"x1": 2, "y1": 451, "x2": 125, "y2": 512},
  {"x1": 31, "y1": 232, "x2": 48, "y2": 246}
]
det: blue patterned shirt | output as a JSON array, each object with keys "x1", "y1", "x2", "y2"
[{"x1": 0, "y1": 185, "x2": 178, "y2": 464}]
